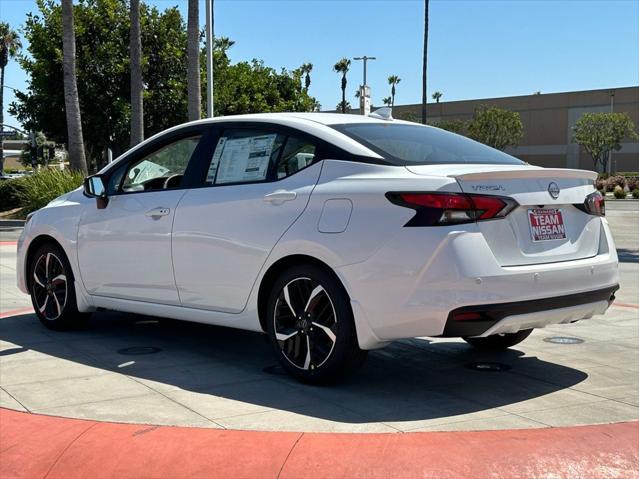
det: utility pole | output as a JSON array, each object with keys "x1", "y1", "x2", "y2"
[
  {"x1": 205, "y1": 0, "x2": 214, "y2": 117},
  {"x1": 353, "y1": 56, "x2": 376, "y2": 116}
]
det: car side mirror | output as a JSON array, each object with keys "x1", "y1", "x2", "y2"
[{"x1": 83, "y1": 175, "x2": 109, "y2": 209}]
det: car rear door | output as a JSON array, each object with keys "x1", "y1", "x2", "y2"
[{"x1": 171, "y1": 123, "x2": 323, "y2": 312}]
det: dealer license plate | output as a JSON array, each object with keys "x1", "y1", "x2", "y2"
[{"x1": 528, "y1": 208, "x2": 566, "y2": 242}]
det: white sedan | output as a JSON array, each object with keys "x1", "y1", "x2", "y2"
[{"x1": 17, "y1": 112, "x2": 619, "y2": 383}]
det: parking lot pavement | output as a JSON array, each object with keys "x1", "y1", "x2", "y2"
[{"x1": 0, "y1": 202, "x2": 637, "y2": 433}]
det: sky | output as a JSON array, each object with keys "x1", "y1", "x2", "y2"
[{"x1": 1, "y1": 0, "x2": 638, "y2": 130}]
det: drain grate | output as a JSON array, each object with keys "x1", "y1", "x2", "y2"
[
  {"x1": 117, "y1": 346, "x2": 162, "y2": 356},
  {"x1": 466, "y1": 362, "x2": 511, "y2": 372},
  {"x1": 543, "y1": 336, "x2": 584, "y2": 345}
]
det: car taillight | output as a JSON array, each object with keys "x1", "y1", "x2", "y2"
[
  {"x1": 575, "y1": 191, "x2": 605, "y2": 217},
  {"x1": 386, "y1": 192, "x2": 518, "y2": 227}
]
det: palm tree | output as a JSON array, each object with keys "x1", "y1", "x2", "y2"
[
  {"x1": 432, "y1": 91, "x2": 442, "y2": 103},
  {"x1": 382, "y1": 96, "x2": 392, "y2": 106},
  {"x1": 129, "y1": 0, "x2": 143, "y2": 146},
  {"x1": 388, "y1": 75, "x2": 401, "y2": 107},
  {"x1": 300, "y1": 63, "x2": 313, "y2": 91},
  {"x1": 421, "y1": 0, "x2": 429, "y2": 124},
  {"x1": 336, "y1": 100, "x2": 351, "y2": 112},
  {"x1": 187, "y1": 0, "x2": 200, "y2": 121},
  {"x1": 214, "y1": 37, "x2": 235, "y2": 53},
  {"x1": 61, "y1": 0, "x2": 87, "y2": 174},
  {"x1": 333, "y1": 58, "x2": 351, "y2": 113},
  {"x1": 0, "y1": 23, "x2": 21, "y2": 175}
]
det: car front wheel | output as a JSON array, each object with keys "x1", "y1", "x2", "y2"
[
  {"x1": 29, "y1": 243, "x2": 90, "y2": 330},
  {"x1": 463, "y1": 329, "x2": 533, "y2": 350},
  {"x1": 266, "y1": 264, "x2": 366, "y2": 384}
]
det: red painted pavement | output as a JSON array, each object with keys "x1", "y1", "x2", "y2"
[
  {"x1": 1, "y1": 409, "x2": 637, "y2": 478},
  {"x1": 0, "y1": 241, "x2": 17, "y2": 246},
  {"x1": 0, "y1": 307, "x2": 33, "y2": 319}
]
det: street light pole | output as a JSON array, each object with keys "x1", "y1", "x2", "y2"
[
  {"x1": 353, "y1": 56, "x2": 376, "y2": 116},
  {"x1": 205, "y1": 0, "x2": 214, "y2": 117},
  {"x1": 609, "y1": 89, "x2": 615, "y2": 174}
]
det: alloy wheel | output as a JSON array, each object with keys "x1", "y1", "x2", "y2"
[
  {"x1": 273, "y1": 277, "x2": 337, "y2": 370},
  {"x1": 32, "y1": 253, "x2": 68, "y2": 320}
]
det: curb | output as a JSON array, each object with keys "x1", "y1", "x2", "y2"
[
  {"x1": 1, "y1": 408, "x2": 637, "y2": 479},
  {"x1": 0, "y1": 219, "x2": 25, "y2": 227}
]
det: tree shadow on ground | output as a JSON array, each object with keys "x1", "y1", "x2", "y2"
[{"x1": 0, "y1": 311, "x2": 588, "y2": 425}]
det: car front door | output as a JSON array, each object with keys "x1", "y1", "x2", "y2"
[
  {"x1": 171, "y1": 124, "x2": 323, "y2": 312},
  {"x1": 77, "y1": 130, "x2": 209, "y2": 304}
]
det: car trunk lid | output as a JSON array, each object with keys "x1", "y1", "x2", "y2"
[{"x1": 406, "y1": 165, "x2": 600, "y2": 266}]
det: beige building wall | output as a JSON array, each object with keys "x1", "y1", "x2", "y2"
[{"x1": 392, "y1": 86, "x2": 639, "y2": 172}]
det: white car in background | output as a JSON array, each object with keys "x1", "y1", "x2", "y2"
[{"x1": 17, "y1": 112, "x2": 619, "y2": 383}]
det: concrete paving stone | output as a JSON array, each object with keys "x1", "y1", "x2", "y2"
[
  {"x1": 404, "y1": 414, "x2": 548, "y2": 432},
  {"x1": 618, "y1": 395, "x2": 639, "y2": 407},
  {"x1": 214, "y1": 403, "x2": 398, "y2": 433},
  {"x1": 497, "y1": 387, "x2": 604, "y2": 414},
  {"x1": 35, "y1": 393, "x2": 219, "y2": 428},
  {"x1": 0, "y1": 387, "x2": 27, "y2": 411},
  {"x1": 162, "y1": 378, "x2": 320, "y2": 421},
  {"x1": 569, "y1": 365, "x2": 639, "y2": 399},
  {"x1": 383, "y1": 406, "x2": 510, "y2": 432},
  {"x1": 132, "y1": 361, "x2": 266, "y2": 393},
  {"x1": 3, "y1": 372, "x2": 153, "y2": 410},
  {"x1": 0, "y1": 356, "x2": 110, "y2": 386},
  {"x1": 516, "y1": 399, "x2": 639, "y2": 427}
]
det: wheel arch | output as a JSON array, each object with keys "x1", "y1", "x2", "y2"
[{"x1": 256, "y1": 254, "x2": 349, "y2": 333}]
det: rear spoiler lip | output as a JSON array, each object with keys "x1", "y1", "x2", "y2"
[{"x1": 450, "y1": 168, "x2": 597, "y2": 182}]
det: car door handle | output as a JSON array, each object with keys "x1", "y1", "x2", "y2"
[
  {"x1": 145, "y1": 207, "x2": 170, "y2": 218},
  {"x1": 263, "y1": 190, "x2": 297, "y2": 205}
]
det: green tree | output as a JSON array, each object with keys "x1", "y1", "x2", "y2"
[
  {"x1": 300, "y1": 63, "x2": 312, "y2": 91},
  {"x1": 61, "y1": 0, "x2": 88, "y2": 174},
  {"x1": 382, "y1": 96, "x2": 392, "y2": 106},
  {"x1": 333, "y1": 58, "x2": 351, "y2": 113},
  {"x1": 432, "y1": 91, "x2": 442, "y2": 103},
  {"x1": 388, "y1": 75, "x2": 401, "y2": 107},
  {"x1": 573, "y1": 112, "x2": 639, "y2": 172},
  {"x1": 335, "y1": 100, "x2": 351, "y2": 112},
  {"x1": 11, "y1": 0, "x2": 316, "y2": 170},
  {"x1": 467, "y1": 105, "x2": 523, "y2": 150},
  {"x1": 432, "y1": 118, "x2": 467, "y2": 135},
  {"x1": 1, "y1": 23, "x2": 22, "y2": 174}
]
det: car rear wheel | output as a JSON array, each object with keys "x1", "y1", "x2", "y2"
[
  {"x1": 266, "y1": 264, "x2": 366, "y2": 384},
  {"x1": 29, "y1": 243, "x2": 90, "y2": 330},
  {"x1": 463, "y1": 329, "x2": 533, "y2": 350}
]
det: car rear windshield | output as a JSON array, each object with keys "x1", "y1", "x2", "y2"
[{"x1": 331, "y1": 123, "x2": 525, "y2": 166}]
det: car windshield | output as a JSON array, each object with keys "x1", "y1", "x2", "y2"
[{"x1": 331, "y1": 123, "x2": 525, "y2": 166}]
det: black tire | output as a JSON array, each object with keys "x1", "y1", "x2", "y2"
[
  {"x1": 266, "y1": 264, "x2": 367, "y2": 384},
  {"x1": 463, "y1": 329, "x2": 533, "y2": 351},
  {"x1": 29, "y1": 243, "x2": 90, "y2": 331}
]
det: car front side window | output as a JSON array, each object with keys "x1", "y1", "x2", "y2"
[{"x1": 120, "y1": 136, "x2": 201, "y2": 193}]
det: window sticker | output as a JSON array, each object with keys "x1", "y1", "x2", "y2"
[
  {"x1": 215, "y1": 134, "x2": 277, "y2": 184},
  {"x1": 206, "y1": 137, "x2": 227, "y2": 183}
]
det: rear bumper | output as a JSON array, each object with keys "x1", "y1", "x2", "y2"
[
  {"x1": 442, "y1": 285, "x2": 618, "y2": 337},
  {"x1": 336, "y1": 218, "x2": 619, "y2": 349}
]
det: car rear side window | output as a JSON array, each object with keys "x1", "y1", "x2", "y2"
[
  {"x1": 331, "y1": 123, "x2": 524, "y2": 166},
  {"x1": 205, "y1": 129, "x2": 316, "y2": 185}
]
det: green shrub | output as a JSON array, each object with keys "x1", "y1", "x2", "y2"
[
  {"x1": 625, "y1": 177, "x2": 639, "y2": 191},
  {"x1": 633, "y1": 189, "x2": 639, "y2": 199},
  {"x1": 10, "y1": 168, "x2": 85, "y2": 215},
  {"x1": 0, "y1": 178, "x2": 28, "y2": 212},
  {"x1": 598, "y1": 172, "x2": 610, "y2": 180},
  {"x1": 606, "y1": 175, "x2": 626, "y2": 192},
  {"x1": 595, "y1": 179, "x2": 606, "y2": 191},
  {"x1": 613, "y1": 185, "x2": 626, "y2": 199}
]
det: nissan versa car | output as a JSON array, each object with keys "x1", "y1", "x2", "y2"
[{"x1": 17, "y1": 112, "x2": 619, "y2": 383}]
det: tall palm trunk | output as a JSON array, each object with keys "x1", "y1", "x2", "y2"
[
  {"x1": 421, "y1": 0, "x2": 429, "y2": 124},
  {"x1": 187, "y1": 0, "x2": 201, "y2": 121},
  {"x1": 61, "y1": 0, "x2": 87, "y2": 174},
  {"x1": 0, "y1": 61, "x2": 5, "y2": 174},
  {"x1": 130, "y1": 0, "x2": 143, "y2": 146},
  {"x1": 341, "y1": 75, "x2": 347, "y2": 113}
]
